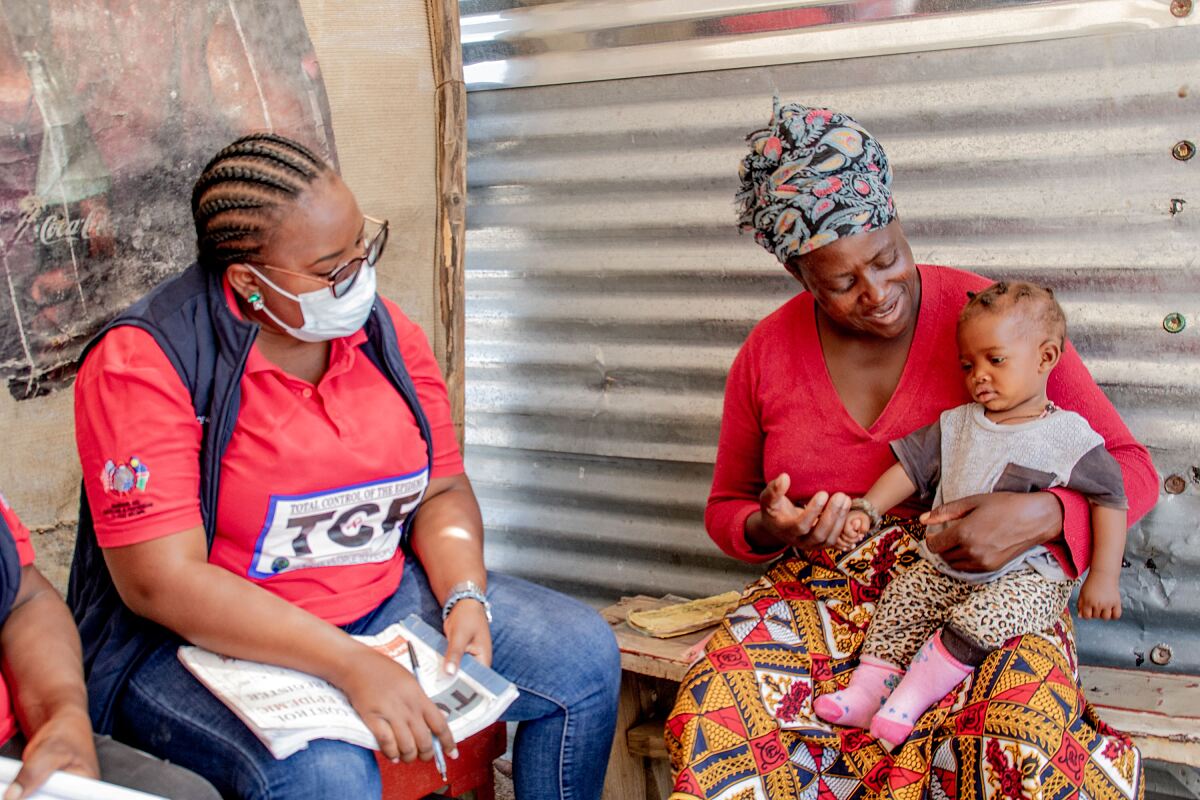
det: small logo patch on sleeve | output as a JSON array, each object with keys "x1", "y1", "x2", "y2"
[
  {"x1": 101, "y1": 456, "x2": 150, "y2": 496},
  {"x1": 98, "y1": 457, "x2": 154, "y2": 521}
]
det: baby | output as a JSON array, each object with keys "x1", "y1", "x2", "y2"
[{"x1": 812, "y1": 281, "x2": 1129, "y2": 749}]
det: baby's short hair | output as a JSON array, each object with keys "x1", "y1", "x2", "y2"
[{"x1": 959, "y1": 281, "x2": 1067, "y2": 345}]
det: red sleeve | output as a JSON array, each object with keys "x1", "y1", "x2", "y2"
[
  {"x1": 1046, "y1": 339, "x2": 1158, "y2": 575},
  {"x1": 705, "y1": 343, "x2": 786, "y2": 564},
  {"x1": 74, "y1": 327, "x2": 204, "y2": 548},
  {"x1": 0, "y1": 496, "x2": 35, "y2": 567},
  {"x1": 383, "y1": 301, "x2": 465, "y2": 479}
]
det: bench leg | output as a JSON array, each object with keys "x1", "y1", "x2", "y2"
[
  {"x1": 602, "y1": 673, "x2": 650, "y2": 800},
  {"x1": 648, "y1": 756, "x2": 673, "y2": 800},
  {"x1": 603, "y1": 671, "x2": 681, "y2": 800}
]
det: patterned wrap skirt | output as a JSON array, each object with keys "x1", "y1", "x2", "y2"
[{"x1": 666, "y1": 518, "x2": 1143, "y2": 800}]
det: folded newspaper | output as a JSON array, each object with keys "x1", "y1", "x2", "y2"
[
  {"x1": 0, "y1": 756, "x2": 166, "y2": 800},
  {"x1": 178, "y1": 615, "x2": 518, "y2": 760}
]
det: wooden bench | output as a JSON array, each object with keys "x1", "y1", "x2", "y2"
[
  {"x1": 377, "y1": 721, "x2": 506, "y2": 800},
  {"x1": 599, "y1": 595, "x2": 1200, "y2": 800}
]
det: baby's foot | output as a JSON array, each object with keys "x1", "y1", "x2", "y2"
[
  {"x1": 869, "y1": 703, "x2": 914, "y2": 750},
  {"x1": 868, "y1": 631, "x2": 975, "y2": 750},
  {"x1": 813, "y1": 658, "x2": 903, "y2": 729},
  {"x1": 815, "y1": 690, "x2": 876, "y2": 728}
]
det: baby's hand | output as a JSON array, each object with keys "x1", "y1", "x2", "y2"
[
  {"x1": 836, "y1": 510, "x2": 871, "y2": 551},
  {"x1": 1078, "y1": 574, "x2": 1122, "y2": 620}
]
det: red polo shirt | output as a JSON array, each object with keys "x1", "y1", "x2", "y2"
[
  {"x1": 0, "y1": 497, "x2": 35, "y2": 744},
  {"x1": 75, "y1": 285, "x2": 463, "y2": 624}
]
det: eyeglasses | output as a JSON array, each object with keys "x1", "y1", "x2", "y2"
[{"x1": 254, "y1": 215, "x2": 389, "y2": 298}]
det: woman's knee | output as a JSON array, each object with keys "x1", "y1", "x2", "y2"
[
  {"x1": 491, "y1": 575, "x2": 621, "y2": 706},
  {"x1": 551, "y1": 594, "x2": 620, "y2": 691}
]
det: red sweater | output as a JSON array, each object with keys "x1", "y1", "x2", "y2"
[{"x1": 707, "y1": 264, "x2": 1158, "y2": 578}]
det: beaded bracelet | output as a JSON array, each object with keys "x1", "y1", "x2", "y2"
[
  {"x1": 849, "y1": 497, "x2": 882, "y2": 531},
  {"x1": 442, "y1": 580, "x2": 493, "y2": 623}
]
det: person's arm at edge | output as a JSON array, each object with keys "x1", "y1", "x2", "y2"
[{"x1": 1, "y1": 565, "x2": 98, "y2": 800}]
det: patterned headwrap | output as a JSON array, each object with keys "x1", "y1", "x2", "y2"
[{"x1": 736, "y1": 100, "x2": 896, "y2": 262}]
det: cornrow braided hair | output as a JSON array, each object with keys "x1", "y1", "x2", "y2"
[
  {"x1": 960, "y1": 280, "x2": 1067, "y2": 344},
  {"x1": 191, "y1": 133, "x2": 329, "y2": 270}
]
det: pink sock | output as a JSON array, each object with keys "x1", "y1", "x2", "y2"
[
  {"x1": 870, "y1": 631, "x2": 973, "y2": 748},
  {"x1": 814, "y1": 656, "x2": 904, "y2": 729}
]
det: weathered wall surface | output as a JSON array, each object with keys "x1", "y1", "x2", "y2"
[
  {"x1": 0, "y1": 0, "x2": 336, "y2": 582},
  {"x1": 297, "y1": 0, "x2": 440, "y2": 358},
  {"x1": 0, "y1": 0, "x2": 442, "y2": 590}
]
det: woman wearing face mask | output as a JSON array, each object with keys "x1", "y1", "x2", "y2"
[{"x1": 68, "y1": 133, "x2": 620, "y2": 800}]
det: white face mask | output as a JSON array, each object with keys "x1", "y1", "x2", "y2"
[{"x1": 247, "y1": 263, "x2": 377, "y2": 342}]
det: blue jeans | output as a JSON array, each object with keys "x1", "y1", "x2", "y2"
[{"x1": 113, "y1": 562, "x2": 621, "y2": 800}]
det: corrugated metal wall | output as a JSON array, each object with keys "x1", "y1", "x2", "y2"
[{"x1": 462, "y1": 7, "x2": 1200, "y2": 680}]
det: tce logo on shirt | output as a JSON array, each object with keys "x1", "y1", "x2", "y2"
[{"x1": 249, "y1": 469, "x2": 429, "y2": 579}]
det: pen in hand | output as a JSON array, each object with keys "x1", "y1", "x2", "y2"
[{"x1": 406, "y1": 643, "x2": 449, "y2": 784}]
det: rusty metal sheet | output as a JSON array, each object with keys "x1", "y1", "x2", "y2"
[
  {"x1": 464, "y1": 22, "x2": 1200, "y2": 685},
  {"x1": 460, "y1": 0, "x2": 1198, "y2": 90}
]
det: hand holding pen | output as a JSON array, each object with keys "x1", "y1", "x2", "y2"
[{"x1": 407, "y1": 644, "x2": 452, "y2": 783}]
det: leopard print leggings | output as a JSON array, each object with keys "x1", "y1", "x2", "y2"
[{"x1": 863, "y1": 558, "x2": 1077, "y2": 667}]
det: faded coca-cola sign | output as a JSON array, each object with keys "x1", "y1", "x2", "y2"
[
  {"x1": 12, "y1": 196, "x2": 115, "y2": 247},
  {"x1": 0, "y1": 0, "x2": 336, "y2": 399}
]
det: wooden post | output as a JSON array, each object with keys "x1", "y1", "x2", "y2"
[{"x1": 426, "y1": 0, "x2": 468, "y2": 449}]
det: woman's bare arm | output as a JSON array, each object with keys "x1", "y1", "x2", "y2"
[
  {"x1": 1, "y1": 566, "x2": 97, "y2": 799},
  {"x1": 409, "y1": 473, "x2": 492, "y2": 672}
]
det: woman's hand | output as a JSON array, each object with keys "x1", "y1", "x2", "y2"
[
  {"x1": 746, "y1": 473, "x2": 852, "y2": 552},
  {"x1": 335, "y1": 648, "x2": 458, "y2": 764},
  {"x1": 6, "y1": 707, "x2": 98, "y2": 800},
  {"x1": 442, "y1": 601, "x2": 492, "y2": 675},
  {"x1": 921, "y1": 491, "x2": 1062, "y2": 572}
]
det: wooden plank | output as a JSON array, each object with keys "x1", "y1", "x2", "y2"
[
  {"x1": 1091, "y1": 708, "x2": 1200, "y2": 766},
  {"x1": 604, "y1": 600, "x2": 1200, "y2": 718},
  {"x1": 425, "y1": 0, "x2": 467, "y2": 449},
  {"x1": 627, "y1": 721, "x2": 669, "y2": 760},
  {"x1": 1079, "y1": 665, "x2": 1200, "y2": 717},
  {"x1": 647, "y1": 757, "x2": 674, "y2": 800},
  {"x1": 601, "y1": 673, "x2": 649, "y2": 800}
]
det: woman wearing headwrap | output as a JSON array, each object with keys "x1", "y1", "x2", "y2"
[{"x1": 664, "y1": 102, "x2": 1157, "y2": 800}]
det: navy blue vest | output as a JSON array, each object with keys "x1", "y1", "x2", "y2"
[
  {"x1": 67, "y1": 263, "x2": 434, "y2": 733},
  {"x1": 0, "y1": 512, "x2": 23, "y2": 630}
]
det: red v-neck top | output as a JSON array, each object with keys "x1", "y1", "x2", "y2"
[{"x1": 707, "y1": 264, "x2": 1158, "y2": 578}]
